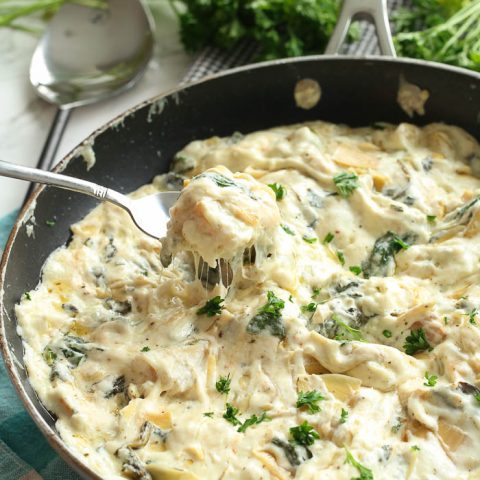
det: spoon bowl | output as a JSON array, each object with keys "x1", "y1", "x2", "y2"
[{"x1": 30, "y1": 0, "x2": 154, "y2": 108}]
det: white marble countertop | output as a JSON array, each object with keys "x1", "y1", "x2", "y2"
[{"x1": 0, "y1": 2, "x2": 191, "y2": 219}]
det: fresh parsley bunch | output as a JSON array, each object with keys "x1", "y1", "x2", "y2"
[{"x1": 169, "y1": 0, "x2": 359, "y2": 60}]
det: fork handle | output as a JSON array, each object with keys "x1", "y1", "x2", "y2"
[{"x1": 0, "y1": 159, "x2": 131, "y2": 210}]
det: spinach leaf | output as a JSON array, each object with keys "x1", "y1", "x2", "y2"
[{"x1": 362, "y1": 231, "x2": 411, "y2": 278}]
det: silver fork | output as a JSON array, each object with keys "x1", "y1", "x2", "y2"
[{"x1": 0, "y1": 160, "x2": 180, "y2": 240}]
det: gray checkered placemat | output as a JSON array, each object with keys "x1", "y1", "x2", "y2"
[{"x1": 183, "y1": 0, "x2": 406, "y2": 84}]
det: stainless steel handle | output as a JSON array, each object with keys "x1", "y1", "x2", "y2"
[
  {"x1": 0, "y1": 159, "x2": 131, "y2": 211},
  {"x1": 325, "y1": 0, "x2": 396, "y2": 56}
]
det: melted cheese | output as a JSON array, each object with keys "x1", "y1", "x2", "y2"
[{"x1": 16, "y1": 121, "x2": 480, "y2": 479}]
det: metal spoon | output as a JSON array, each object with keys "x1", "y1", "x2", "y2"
[
  {"x1": 29, "y1": 0, "x2": 154, "y2": 175},
  {"x1": 0, "y1": 160, "x2": 179, "y2": 240}
]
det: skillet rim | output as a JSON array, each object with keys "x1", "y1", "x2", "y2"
[{"x1": 2, "y1": 53, "x2": 480, "y2": 479}]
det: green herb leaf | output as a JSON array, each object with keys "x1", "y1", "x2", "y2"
[
  {"x1": 24, "y1": 292, "x2": 31, "y2": 301},
  {"x1": 336, "y1": 250, "x2": 345, "y2": 266},
  {"x1": 289, "y1": 421, "x2": 320, "y2": 447},
  {"x1": 197, "y1": 296, "x2": 225, "y2": 317},
  {"x1": 467, "y1": 308, "x2": 478, "y2": 325},
  {"x1": 332, "y1": 313, "x2": 364, "y2": 342},
  {"x1": 141, "y1": 346, "x2": 150, "y2": 352},
  {"x1": 296, "y1": 390, "x2": 325, "y2": 414},
  {"x1": 268, "y1": 183, "x2": 286, "y2": 200},
  {"x1": 404, "y1": 328, "x2": 432, "y2": 356},
  {"x1": 45, "y1": 219, "x2": 56, "y2": 227},
  {"x1": 42, "y1": 346, "x2": 57, "y2": 366},
  {"x1": 349, "y1": 265, "x2": 362, "y2": 275},
  {"x1": 281, "y1": 224, "x2": 295, "y2": 236},
  {"x1": 203, "y1": 412, "x2": 214, "y2": 418},
  {"x1": 333, "y1": 172, "x2": 359, "y2": 198},
  {"x1": 323, "y1": 232, "x2": 334, "y2": 244},
  {"x1": 340, "y1": 408, "x2": 349, "y2": 424},
  {"x1": 424, "y1": 372, "x2": 438, "y2": 387},
  {"x1": 216, "y1": 374, "x2": 232, "y2": 395},
  {"x1": 301, "y1": 302, "x2": 317, "y2": 314},
  {"x1": 302, "y1": 235, "x2": 317, "y2": 244},
  {"x1": 237, "y1": 412, "x2": 271, "y2": 432},
  {"x1": 345, "y1": 447, "x2": 373, "y2": 480},
  {"x1": 427, "y1": 214, "x2": 437, "y2": 223},
  {"x1": 223, "y1": 403, "x2": 241, "y2": 426},
  {"x1": 411, "y1": 445, "x2": 421, "y2": 452},
  {"x1": 311, "y1": 287, "x2": 321, "y2": 298},
  {"x1": 382, "y1": 329, "x2": 392, "y2": 338},
  {"x1": 247, "y1": 291, "x2": 285, "y2": 338}
]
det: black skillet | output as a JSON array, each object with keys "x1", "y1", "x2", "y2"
[{"x1": 2, "y1": 0, "x2": 480, "y2": 478}]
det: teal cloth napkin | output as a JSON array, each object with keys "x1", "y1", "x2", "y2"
[{"x1": 0, "y1": 211, "x2": 80, "y2": 480}]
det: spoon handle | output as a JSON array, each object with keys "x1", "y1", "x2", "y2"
[
  {"x1": 0, "y1": 159, "x2": 132, "y2": 211},
  {"x1": 22, "y1": 108, "x2": 72, "y2": 204}
]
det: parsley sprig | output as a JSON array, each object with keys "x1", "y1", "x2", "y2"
[
  {"x1": 197, "y1": 296, "x2": 225, "y2": 317},
  {"x1": 345, "y1": 447, "x2": 373, "y2": 480},
  {"x1": 247, "y1": 291, "x2": 285, "y2": 338},
  {"x1": 296, "y1": 390, "x2": 325, "y2": 414},
  {"x1": 289, "y1": 421, "x2": 320, "y2": 447},
  {"x1": 403, "y1": 328, "x2": 432, "y2": 355},
  {"x1": 333, "y1": 172, "x2": 359, "y2": 198},
  {"x1": 424, "y1": 372, "x2": 438, "y2": 387},
  {"x1": 216, "y1": 374, "x2": 231, "y2": 395},
  {"x1": 268, "y1": 183, "x2": 286, "y2": 200}
]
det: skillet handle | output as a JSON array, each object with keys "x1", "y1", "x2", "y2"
[{"x1": 325, "y1": 0, "x2": 396, "y2": 57}]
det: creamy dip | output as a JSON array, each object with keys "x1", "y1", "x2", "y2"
[{"x1": 16, "y1": 120, "x2": 480, "y2": 479}]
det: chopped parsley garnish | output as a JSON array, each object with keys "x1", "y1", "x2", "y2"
[
  {"x1": 237, "y1": 412, "x2": 271, "y2": 432},
  {"x1": 289, "y1": 294, "x2": 294, "y2": 302},
  {"x1": 302, "y1": 235, "x2": 317, "y2": 244},
  {"x1": 382, "y1": 329, "x2": 392, "y2": 338},
  {"x1": 301, "y1": 303, "x2": 318, "y2": 314},
  {"x1": 411, "y1": 445, "x2": 421, "y2": 452},
  {"x1": 444, "y1": 316, "x2": 449, "y2": 325},
  {"x1": 296, "y1": 390, "x2": 325, "y2": 414},
  {"x1": 349, "y1": 265, "x2": 362, "y2": 275},
  {"x1": 340, "y1": 408, "x2": 349, "y2": 424},
  {"x1": 392, "y1": 235, "x2": 410, "y2": 250},
  {"x1": 247, "y1": 291, "x2": 285, "y2": 338},
  {"x1": 289, "y1": 421, "x2": 320, "y2": 447},
  {"x1": 42, "y1": 346, "x2": 57, "y2": 366},
  {"x1": 333, "y1": 172, "x2": 359, "y2": 198},
  {"x1": 403, "y1": 328, "x2": 432, "y2": 356},
  {"x1": 332, "y1": 314, "x2": 364, "y2": 342},
  {"x1": 268, "y1": 183, "x2": 286, "y2": 200},
  {"x1": 475, "y1": 393, "x2": 480, "y2": 405},
  {"x1": 140, "y1": 346, "x2": 150, "y2": 352},
  {"x1": 426, "y1": 214, "x2": 436, "y2": 223},
  {"x1": 336, "y1": 250, "x2": 345, "y2": 266},
  {"x1": 467, "y1": 308, "x2": 478, "y2": 325},
  {"x1": 323, "y1": 232, "x2": 334, "y2": 244},
  {"x1": 216, "y1": 374, "x2": 231, "y2": 395},
  {"x1": 24, "y1": 292, "x2": 31, "y2": 301},
  {"x1": 312, "y1": 287, "x2": 321, "y2": 298},
  {"x1": 424, "y1": 372, "x2": 438, "y2": 387},
  {"x1": 281, "y1": 224, "x2": 295, "y2": 235},
  {"x1": 223, "y1": 403, "x2": 241, "y2": 426},
  {"x1": 197, "y1": 296, "x2": 224, "y2": 317},
  {"x1": 203, "y1": 412, "x2": 214, "y2": 418},
  {"x1": 345, "y1": 447, "x2": 373, "y2": 480},
  {"x1": 45, "y1": 219, "x2": 56, "y2": 227},
  {"x1": 391, "y1": 418, "x2": 403, "y2": 433}
]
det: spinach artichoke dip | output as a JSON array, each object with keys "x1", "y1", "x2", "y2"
[{"x1": 16, "y1": 120, "x2": 480, "y2": 480}]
